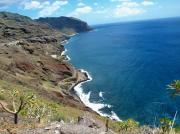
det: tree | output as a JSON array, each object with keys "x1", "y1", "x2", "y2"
[
  {"x1": 0, "y1": 89, "x2": 34, "y2": 124},
  {"x1": 27, "y1": 99, "x2": 51, "y2": 123},
  {"x1": 168, "y1": 80, "x2": 180, "y2": 96}
]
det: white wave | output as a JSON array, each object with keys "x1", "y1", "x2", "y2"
[
  {"x1": 66, "y1": 55, "x2": 71, "y2": 61},
  {"x1": 61, "y1": 49, "x2": 67, "y2": 56},
  {"x1": 99, "y1": 91, "x2": 104, "y2": 98},
  {"x1": 61, "y1": 40, "x2": 68, "y2": 45},
  {"x1": 111, "y1": 111, "x2": 122, "y2": 121},
  {"x1": 60, "y1": 49, "x2": 71, "y2": 61},
  {"x1": 79, "y1": 69, "x2": 93, "y2": 81},
  {"x1": 69, "y1": 33, "x2": 79, "y2": 37},
  {"x1": 74, "y1": 69, "x2": 122, "y2": 121}
]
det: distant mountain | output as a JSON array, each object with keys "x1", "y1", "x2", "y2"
[
  {"x1": 36, "y1": 16, "x2": 92, "y2": 35},
  {"x1": 0, "y1": 11, "x2": 67, "y2": 43}
]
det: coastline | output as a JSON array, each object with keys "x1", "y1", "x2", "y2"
[{"x1": 61, "y1": 34, "x2": 121, "y2": 122}]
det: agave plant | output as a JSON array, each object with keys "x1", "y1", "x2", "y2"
[{"x1": 167, "y1": 80, "x2": 180, "y2": 96}]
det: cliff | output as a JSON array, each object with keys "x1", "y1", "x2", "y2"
[{"x1": 36, "y1": 16, "x2": 92, "y2": 35}]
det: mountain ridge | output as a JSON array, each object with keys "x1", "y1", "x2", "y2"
[{"x1": 36, "y1": 16, "x2": 92, "y2": 35}]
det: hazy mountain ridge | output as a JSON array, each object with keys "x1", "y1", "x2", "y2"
[{"x1": 36, "y1": 16, "x2": 92, "y2": 35}]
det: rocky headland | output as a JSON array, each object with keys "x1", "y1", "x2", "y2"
[{"x1": 36, "y1": 16, "x2": 92, "y2": 35}]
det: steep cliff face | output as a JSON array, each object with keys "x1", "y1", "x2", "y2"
[{"x1": 36, "y1": 16, "x2": 92, "y2": 35}]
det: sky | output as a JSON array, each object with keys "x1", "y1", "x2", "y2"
[{"x1": 0, "y1": 0, "x2": 180, "y2": 24}]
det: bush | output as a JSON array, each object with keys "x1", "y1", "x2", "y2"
[{"x1": 110, "y1": 119, "x2": 139, "y2": 132}]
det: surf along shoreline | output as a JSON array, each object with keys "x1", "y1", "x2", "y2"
[{"x1": 62, "y1": 33, "x2": 121, "y2": 122}]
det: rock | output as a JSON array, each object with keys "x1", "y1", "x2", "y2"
[{"x1": 3, "y1": 30, "x2": 15, "y2": 37}]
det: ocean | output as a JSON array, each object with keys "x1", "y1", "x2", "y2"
[{"x1": 65, "y1": 17, "x2": 180, "y2": 125}]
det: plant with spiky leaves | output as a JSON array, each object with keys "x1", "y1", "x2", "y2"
[
  {"x1": 0, "y1": 89, "x2": 35, "y2": 124},
  {"x1": 168, "y1": 80, "x2": 180, "y2": 96},
  {"x1": 160, "y1": 117, "x2": 173, "y2": 133}
]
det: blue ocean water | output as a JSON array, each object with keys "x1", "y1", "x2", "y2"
[{"x1": 65, "y1": 17, "x2": 180, "y2": 125}]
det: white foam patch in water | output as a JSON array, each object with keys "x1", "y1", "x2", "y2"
[
  {"x1": 99, "y1": 91, "x2": 104, "y2": 98},
  {"x1": 61, "y1": 49, "x2": 71, "y2": 61},
  {"x1": 61, "y1": 49, "x2": 67, "y2": 56},
  {"x1": 74, "y1": 69, "x2": 122, "y2": 121},
  {"x1": 66, "y1": 55, "x2": 71, "y2": 61}
]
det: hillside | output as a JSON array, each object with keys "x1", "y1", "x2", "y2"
[{"x1": 36, "y1": 16, "x2": 92, "y2": 35}]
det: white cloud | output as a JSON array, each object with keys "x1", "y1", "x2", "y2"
[
  {"x1": 141, "y1": 1, "x2": 154, "y2": 6},
  {"x1": 38, "y1": 1, "x2": 68, "y2": 17},
  {"x1": 115, "y1": 7, "x2": 143, "y2": 17},
  {"x1": 69, "y1": 6, "x2": 93, "y2": 17},
  {"x1": 77, "y1": 2, "x2": 86, "y2": 7},
  {"x1": 23, "y1": 1, "x2": 41, "y2": 9},
  {"x1": 114, "y1": 1, "x2": 143, "y2": 17},
  {"x1": 119, "y1": 1, "x2": 140, "y2": 7},
  {"x1": 21, "y1": 0, "x2": 68, "y2": 17}
]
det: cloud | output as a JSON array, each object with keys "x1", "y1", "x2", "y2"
[
  {"x1": 38, "y1": 1, "x2": 68, "y2": 17},
  {"x1": 115, "y1": 7, "x2": 143, "y2": 17},
  {"x1": 141, "y1": 1, "x2": 154, "y2": 6},
  {"x1": 77, "y1": 2, "x2": 86, "y2": 7},
  {"x1": 0, "y1": 0, "x2": 22, "y2": 8},
  {"x1": 23, "y1": 1, "x2": 41, "y2": 9},
  {"x1": 113, "y1": 0, "x2": 154, "y2": 18},
  {"x1": 21, "y1": 0, "x2": 68, "y2": 17},
  {"x1": 69, "y1": 5, "x2": 93, "y2": 17},
  {"x1": 118, "y1": 1, "x2": 140, "y2": 7},
  {"x1": 114, "y1": 1, "x2": 143, "y2": 17}
]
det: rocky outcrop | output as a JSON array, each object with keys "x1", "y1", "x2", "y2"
[
  {"x1": 36, "y1": 16, "x2": 92, "y2": 35},
  {"x1": 13, "y1": 113, "x2": 114, "y2": 134}
]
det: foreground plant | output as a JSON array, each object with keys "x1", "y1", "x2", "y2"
[
  {"x1": 168, "y1": 80, "x2": 180, "y2": 96},
  {"x1": 160, "y1": 117, "x2": 173, "y2": 133},
  {"x1": 27, "y1": 99, "x2": 51, "y2": 123},
  {"x1": 0, "y1": 89, "x2": 35, "y2": 124},
  {"x1": 116, "y1": 119, "x2": 139, "y2": 132}
]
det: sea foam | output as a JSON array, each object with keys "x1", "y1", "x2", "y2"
[
  {"x1": 99, "y1": 91, "x2": 104, "y2": 98},
  {"x1": 61, "y1": 49, "x2": 71, "y2": 61},
  {"x1": 74, "y1": 69, "x2": 122, "y2": 121}
]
